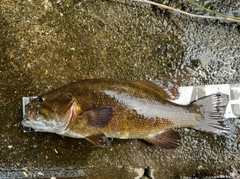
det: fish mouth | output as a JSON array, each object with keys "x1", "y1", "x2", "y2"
[
  {"x1": 24, "y1": 102, "x2": 37, "y2": 120},
  {"x1": 21, "y1": 102, "x2": 37, "y2": 132},
  {"x1": 21, "y1": 118, "x2": 35, "y2": 132}
]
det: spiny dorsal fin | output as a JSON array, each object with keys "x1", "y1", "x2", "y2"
[
  {"x1": 86, "y1": 134, "x2": 112, "y2": 148},
  {"x1": 82, "y1": 106, "x2": 113, "y2": 128},
  {"x1": 134, "y1": 81, "x2": 180, "y2": 100},
  {"x1": 145, "y1": 129, "x2": 181, "y2": 149}
]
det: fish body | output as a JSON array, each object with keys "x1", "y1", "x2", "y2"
[{"x1": 21, "y1": 79, "x2": 230, "y2": 149}]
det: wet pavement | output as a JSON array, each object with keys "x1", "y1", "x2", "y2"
[{"x1": 0, "y1": 0, "x2": 240, "y2": 178}]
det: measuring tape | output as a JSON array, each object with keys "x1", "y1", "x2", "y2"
[{"x1": 173, "y1": 84, "x2": 240, "y2": 118}]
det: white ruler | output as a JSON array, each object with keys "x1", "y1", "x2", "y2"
[
  {"x1": 22, "y1": 84, "x2": 240, "y2": 122},
  {"x1": 175, "y1": 84, "x2": 240, "y2": 118}
]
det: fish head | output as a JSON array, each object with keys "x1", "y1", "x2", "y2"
[{"x1": 21, "y1": 92, "x2": 80, "y2": 134}]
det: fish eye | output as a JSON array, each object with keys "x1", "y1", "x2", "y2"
[
  {"x1": 67, "y1": 93, "x2": 73, "y2": 100},
  {"x1": 37, "y1": 97, "x2": 44, "y2": 105}
]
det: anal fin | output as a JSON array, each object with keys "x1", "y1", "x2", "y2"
[
  {"x1": 86, "y1": 134, "x2": 112, "y2": 148},
  {"x1": 145, "y1": 129, "x2": 181, "y2": 149}
]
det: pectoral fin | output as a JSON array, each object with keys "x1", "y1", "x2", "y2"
[
  {"x1": 86, "y1": 134, "x2": 112, "y2": 148},
  {"x1": 82, "y1": 106, "x2": 113, "y2": 128},
  {"x1": 145, "y1": 129, "x2": 181, "y2": 149}
]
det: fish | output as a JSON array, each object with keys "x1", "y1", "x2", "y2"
[{"x1": 21, "y1": 79, "x2": 230, "y2": 149}]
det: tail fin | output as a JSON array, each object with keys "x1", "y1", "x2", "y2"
[{"x1": 192, "y1": 93, "x2": 230, "y2": 136}]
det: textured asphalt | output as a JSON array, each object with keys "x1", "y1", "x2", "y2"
[{"x1": 0, "y1": 0, "x2": 239, "y2": 178}]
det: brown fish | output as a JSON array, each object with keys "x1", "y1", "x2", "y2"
[{"x1": 21, "y1": 79, "x2": 230, "y2": 149}]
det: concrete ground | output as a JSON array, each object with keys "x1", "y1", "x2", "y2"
[{"x1": 0, "y1": 0, "x2": 240, "y2": 178}]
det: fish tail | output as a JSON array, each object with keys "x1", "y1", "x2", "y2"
[{"x1": 192, "y1": 93, "x2": 230, "y2": 135}]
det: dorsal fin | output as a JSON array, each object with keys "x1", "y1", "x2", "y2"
[{"x1": 134, "y1": 81, "x2": 180, "y2": 100}]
